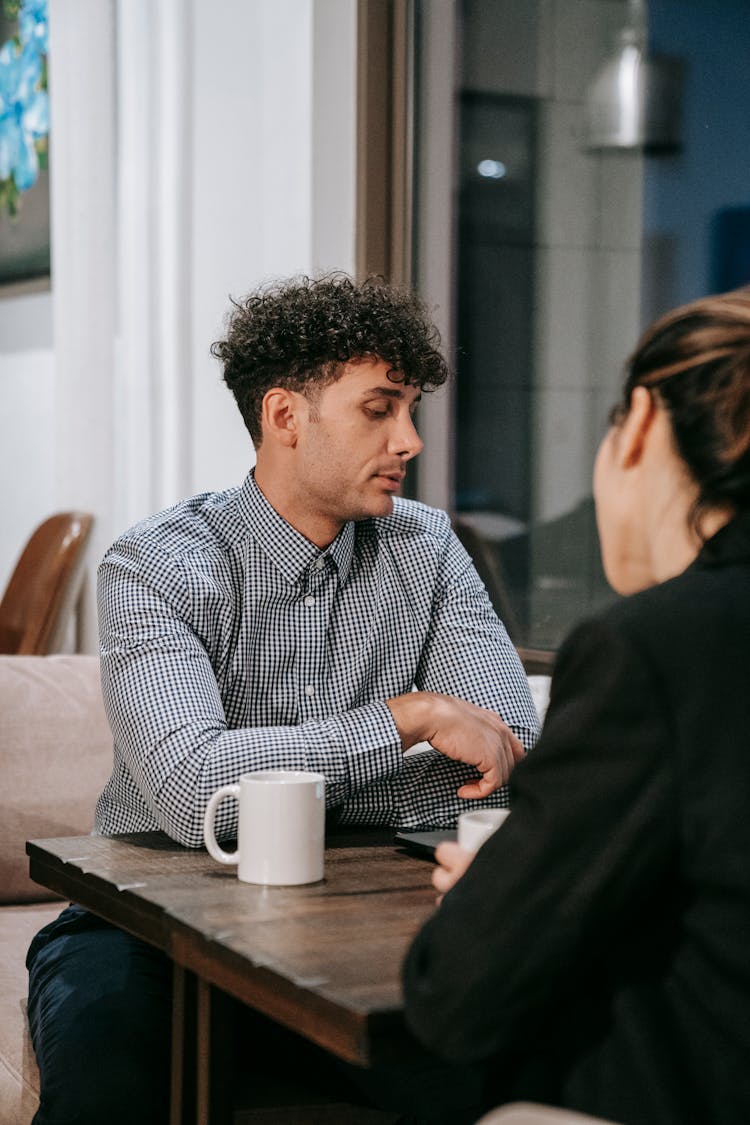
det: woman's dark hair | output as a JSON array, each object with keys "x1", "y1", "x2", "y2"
[
  {"x1": 611, "y1": 286, "x2": 750, "y2": 530},
  {"x1": 211, "y1": 273, "x2": 449, "y2": 446}
]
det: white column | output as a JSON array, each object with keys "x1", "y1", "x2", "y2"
[
  {"x1": 189, "y1": 0, "x2": 316, "y2": 494},
  {"x1": 50, "y1": 0, "x2": 195, "y2": 650},
  {"x1": 115, "y1": 0, "x2": 193, "y2": 527},
  {"x1": 312, "y1": 0, "x2": 357, "y2": 275},
  {"x1": 49, "y1": 0, "x2": 118, "y2": 652},
  {"x1": 152, "y1": 0, "x2": 193, "y2": 510},
  {"x1": 413, "y1": 0, "x2": 458, "y2": 513},
  {"x1": 114, "y1": 0, "x2": 156, "y2": 530}
]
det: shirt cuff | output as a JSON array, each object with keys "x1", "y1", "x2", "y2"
[{"x1": 306, "y1": 700, "x2": 404, "y2": 802}]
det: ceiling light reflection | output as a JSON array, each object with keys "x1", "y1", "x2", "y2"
[{"x1": 477, "y1": 159, "x2": 507, "y2": 180}]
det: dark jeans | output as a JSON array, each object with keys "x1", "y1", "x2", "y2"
[
  {"x1": 27, "y1": 905, "x2": 487, "y2": 1125},
  {"x1": 26, "y1": 904, "x2": 173, "y2": 1125}
]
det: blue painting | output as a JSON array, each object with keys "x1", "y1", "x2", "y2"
[{"x1": 0, "y1": 0, "x2": 49, "y2": 288}]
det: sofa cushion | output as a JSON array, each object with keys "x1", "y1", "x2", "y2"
[{"x1": 0, "y1": 655, "x2": 113, "y2": 904}]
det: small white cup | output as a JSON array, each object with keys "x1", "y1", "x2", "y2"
[
  {"x1": 203, "y1": 770, "x2": 325, "y2": 885},
  {"x1": 458, "y1": 808, "x2": 510, "y2": 853}
]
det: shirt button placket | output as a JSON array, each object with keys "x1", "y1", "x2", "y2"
[{"x1": 300, "y1": 561, "x2": 327, "y2": 717}]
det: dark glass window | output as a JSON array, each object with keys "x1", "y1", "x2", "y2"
[{"x1": 414, "y1": 0, "x2": 750, "y2": 649}]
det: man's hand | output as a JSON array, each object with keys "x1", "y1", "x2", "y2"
[
  {"x1": 386, "y1": 692, "x2": 525, "y2": 797},
  {"x1": 433, "y1": 840, "x2": 475, "y2": 899}
]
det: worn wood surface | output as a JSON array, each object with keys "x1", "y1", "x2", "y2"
[{"x1": 27, "y1": 828, "x2": 438, "y2": 1067}]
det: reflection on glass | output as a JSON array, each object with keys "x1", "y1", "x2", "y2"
[
  {"x1": 415, "y1": 0, "x2": 750, "y2": 650},
  {"x1": 476, "y1": 158, "x2": 507, "y2": 179}
]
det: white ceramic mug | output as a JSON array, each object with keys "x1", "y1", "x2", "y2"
[
  {"x1": 458, "y1": 808, "x2": 510, "y2": 853},
  {"x1": 203, "y1": 770, "x2": 325, "y2": 885}
]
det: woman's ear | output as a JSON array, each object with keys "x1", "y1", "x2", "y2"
[
  {"x1": 261, "y1": 388, "x2": 298, "y2": 447},
  {"x1": 617, "y1": 385, "x2": 657, "y2": 469}
]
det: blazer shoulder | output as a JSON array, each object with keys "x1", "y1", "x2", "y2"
[
  {"x1": 603, "y1": 557, "x2": 750, "y2": 637},
  {"x1": 578, "y1": 560, "x2": 750, "y2": 703}
]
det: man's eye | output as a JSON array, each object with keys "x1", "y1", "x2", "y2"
[{"x1": 366, "y1": 406, "x2": 389, "y2": 418}]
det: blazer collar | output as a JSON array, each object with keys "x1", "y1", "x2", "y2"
[{"x1": 696, "y1": 509, "x2": 750, "y2": 569}]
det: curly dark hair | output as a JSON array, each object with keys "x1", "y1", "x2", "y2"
[{"x1": 211, "y1": 273, "x2": 449, "y2": 446}]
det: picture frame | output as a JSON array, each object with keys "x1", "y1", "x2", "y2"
[{"x1": 0, "y1": 0, "x2": 51, "y2": 293}]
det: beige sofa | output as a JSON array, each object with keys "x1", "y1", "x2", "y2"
[{"x1": 0, "y1": 655, "x2": 113, "y2": 1125}]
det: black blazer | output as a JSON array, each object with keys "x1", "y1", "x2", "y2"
[{"x1": 403, "y1": 512, "x2": 750, "y2": 1125}]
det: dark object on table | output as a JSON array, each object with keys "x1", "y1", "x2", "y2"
[{"x1": 394, "y1": 829, "x2": 457, "y2": 860}]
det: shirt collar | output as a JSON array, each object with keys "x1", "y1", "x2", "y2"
[{"x1": 238, "y1": 469, "x2": 355, "y2": 585}]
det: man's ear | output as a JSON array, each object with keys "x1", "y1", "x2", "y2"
[
  {"x1": 261, "y1": 388, "x2": 299, "y2": 447},
  {"x1": 617, "y1": 385, "x2": 657, "y2": 469}
]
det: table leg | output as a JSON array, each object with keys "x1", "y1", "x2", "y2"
[
  {"x1": 195, "y1": 979, "x2": 235, "y2": 1125},
  {"x1": 170, "y1": 965, "x2": 197, "y2": 1125}
]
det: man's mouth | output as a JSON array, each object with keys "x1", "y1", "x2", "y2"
[{"x1": 375, "y1": 470, "x2": 405, "y2": 492}]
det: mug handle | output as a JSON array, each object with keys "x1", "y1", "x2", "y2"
[{"x1": 203, "y1": 783, "x2": 240, "y2": 865}]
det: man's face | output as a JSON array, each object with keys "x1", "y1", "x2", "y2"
[{"x1": 292, "y1": 357, "x2": 424, "y2": 534}]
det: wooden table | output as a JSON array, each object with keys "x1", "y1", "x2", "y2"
[{"x1": 27, "y1": 828, "x2": 438, "y2": 1124}]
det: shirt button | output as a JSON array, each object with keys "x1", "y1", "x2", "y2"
[
  {"x1": 314, "y1": 557, "x2": 326, "y2": 571},
  {"x1": 304, "y1": 595, "x2": 315, "y2": 607},
  {"x1": 305, "y1": 685, "x2": 315, "y2": 697}
]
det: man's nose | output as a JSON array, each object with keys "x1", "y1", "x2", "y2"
[{"x1": 390, "y1": 412, "x2": 424, "y2": 460}]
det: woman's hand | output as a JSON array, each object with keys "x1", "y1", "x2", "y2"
[{"x1": 432, "y1": 840, "x2": 475, "y2": 900}]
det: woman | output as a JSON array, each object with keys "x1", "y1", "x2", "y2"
[{"x1": 402, "y1": 288, "x2": 750, "y2": 1125}]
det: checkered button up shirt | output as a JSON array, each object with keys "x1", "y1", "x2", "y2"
[{"x1": 95, "y1": 471, "x2": 539, "y2": 847}]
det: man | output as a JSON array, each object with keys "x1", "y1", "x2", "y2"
[{"x1": 27, "y1": 274, "x2": 538, "y2": 1124}]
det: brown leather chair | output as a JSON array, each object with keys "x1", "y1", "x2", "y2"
[{"x1": 0, "y1": 512, "x2": 94, "y2": 655}]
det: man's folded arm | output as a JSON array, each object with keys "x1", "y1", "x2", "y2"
[
  {"x1": 413, "y1": 528, "x2": 539, "y2": 751},
  {"x1": 98, "y1": 525, "x2": 539, "y2": 848}
]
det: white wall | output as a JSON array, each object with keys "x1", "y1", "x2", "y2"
[
  {"x1": 0, "y1": 0, "x2": 357, "y2": 650},
  {"x1": 0, "y1": 291, "x2": 55, "y2": 588},
  {"x1": 413, "y1": 0, "x2": 458, "y2": 514},
  {"x1": 190, "y1": 1, "x2": 314, "y2": 496},
  {"x1": 189, "y1": 0, "x2": 356, "y2": 497}
]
